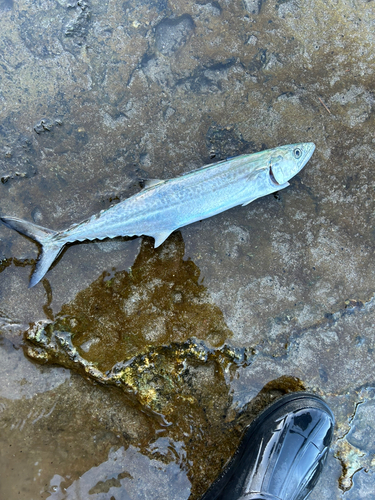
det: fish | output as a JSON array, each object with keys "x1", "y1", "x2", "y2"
[{"x1": 0, "y1": 142, "x2": 315, "y2": 287}]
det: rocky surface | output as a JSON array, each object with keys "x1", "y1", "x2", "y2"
[{"x1": 1, "y1": 0, "x2": 375, "y2": 498}]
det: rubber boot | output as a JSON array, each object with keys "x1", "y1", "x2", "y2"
[{"x1": 201, "y1": 392, "x2": 335, "y2": 500}]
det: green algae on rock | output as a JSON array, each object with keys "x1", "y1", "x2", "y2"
[
  {"x1": 23, "y1": 232, "x2": 250, "y2": 418},
  {"x1": 26, "y1": 232, "x2": 232, "y2": 371},
  {"x1": 24, "y1": 310, "x2": 305, "y2": 499},
  {"x1": 22, "y1": 232, "x2": 255, "y2": 497},
  {"x1": 26, "y1": 323, "x2": 252, "y2": 416}
]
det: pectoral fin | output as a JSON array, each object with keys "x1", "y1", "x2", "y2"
[
  {"x1": 242, "y1": 196, "x2": 259, "y2": 207},
  {"x1": 242, "y1": 181, "x2": 291, "y2": 206},
  {"x1": 153, "y1": 230, "x2": 173, "y2": 248}
]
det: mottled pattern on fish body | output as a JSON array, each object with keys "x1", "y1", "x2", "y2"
[
  {"x1": 62, "y1": 143, "x2": 315, "y2": 247},
  {"x1": 0, "y1": 142, "x2": 315, "y2": 287}
]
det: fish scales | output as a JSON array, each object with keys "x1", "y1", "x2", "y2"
[
  {"x1": 69, "y1": 152, "x2": 281, "y2": 241},
  {"x1": 64, "y1": 155, "x2": 260, "y2": 241}
]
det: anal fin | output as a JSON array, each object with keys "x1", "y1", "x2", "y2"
[{"x1": 153, "y1": 230, "x2": 173, "y2": 248}]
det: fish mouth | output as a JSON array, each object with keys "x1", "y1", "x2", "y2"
[
  {"x1": 269, "y1": 166, "x2": 280, "y2": 185},
  {"x1": 300, "y1": 142, "x2": 316, "y2": 166}
]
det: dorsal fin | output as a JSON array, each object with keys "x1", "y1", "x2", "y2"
[{"x1": 141, "y1": 179, "x2": 166, "y2": 189}]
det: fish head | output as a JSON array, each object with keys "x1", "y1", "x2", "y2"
[{"x1": 268, "y1": 142, "x2": 315, "y2": 186}]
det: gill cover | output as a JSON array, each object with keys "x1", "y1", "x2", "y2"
[
  {"x1": 269, "y1": 145, "x2": 306, "y2": 184},
  {"x1": 270, "y1": 152, "x2": 301, "y2": 184},
  {"x1": 269, "y1": 155, "x2": 285, "y2": 185}
]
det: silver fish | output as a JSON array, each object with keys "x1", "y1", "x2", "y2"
[{"x1": 1, "y1": 142, "x2": 315, "y2": 287}]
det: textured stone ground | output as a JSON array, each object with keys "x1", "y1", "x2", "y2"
[{"x1": 1, "y1": 0, "x2": 375, "y2": 498}]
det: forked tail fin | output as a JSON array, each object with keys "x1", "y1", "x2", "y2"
[{"x1": 0, "y1": 216, "x2": 64, "y2": 287}]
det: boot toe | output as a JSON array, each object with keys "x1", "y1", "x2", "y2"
[{"x1": 201, "y1": 392, "x2": 335, "y2": 500}]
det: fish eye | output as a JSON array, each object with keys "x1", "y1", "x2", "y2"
[{"x1": 293, "y1": 148, "x2": 302, "y2": 159}]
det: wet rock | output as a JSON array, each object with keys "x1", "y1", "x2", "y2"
[
  {"x1": 176, "y1": 58, "x2": 238, "y2": 94},
  {"x1": 0, "y1": 336, "x2": 70, "y2": 400},
  {"x1": 19, "y1": 7, "x2": 65, "y2": 59},
  {"x1": 25, "y1": 233, "x2": 233, "y2": 370},
  {"x1": 0, "y1": 132, "x2": 37, "y2": 186},
  {"x1": 33, "y1": 118, "x2": 62, "y2": 134},
  {"x1": 0, "y1": 175, "x2": 11, "y2": 184},
  {"x1": 0, "y1": 168, "x2": 37, "y2": 187},
  {"x1": 19, "y1": 233, "x2": 310, "y2": 497},
  {"x1": 64, "y1": 0, "x2": 91, "y2": 41},
  {"x1": 141, "y1": 54, "x2": 176, "y2": 87},
  {"x1": 24, "y1": 308, "x2": 302, "y2": 498},
  {"x1": 123, "y1": 0, "x2": 168, "y2": 14},
  {"x1": 155, "y1": 15, "x2": 195, "y2": 56},
  {"x1": 344, "y1": 469, "x2": 375, "y2": 500},
  {"x1": 194, "y1": 1, "x2": 222, "y2": 17},
  {"x1": 25, "y1": 325, "x2": 251, "y2": 415},
  {"x1": 346, "y1": 396, "x2": 375, "y2": 452},
  {"x1": 276, "y1": 0, "x2": 300, "y2": 18},
  {"x1": 206, "y1": 123, "x2": 256, "y2": 160},
  {"x1": 243, "y1": 0, "x2": 265, "y2": 15},
  {"x1": 2, "y1": 0, "x2": 375, "y2": 497},
  {"x1": 0, "y1": 363, "x2": 156, "y2": 499},
  {"x1": 334, "y1": 386, "x2": 375, "y2": 492},
  {"x1": 248, "y1": 48, "x2": 268, "y2": 73}
]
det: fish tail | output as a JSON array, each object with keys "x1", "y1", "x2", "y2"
[{"x1": 0, "y1": 216, "x2": 64, "y2": 287}]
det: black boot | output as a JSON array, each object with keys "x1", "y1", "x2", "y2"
[{"x1": 201, "y1": 392, "x2": 335, "y2": 500}]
